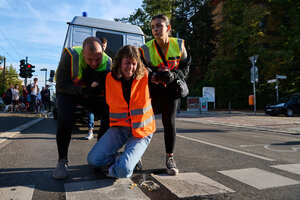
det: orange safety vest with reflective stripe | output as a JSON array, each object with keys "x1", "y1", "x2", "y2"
[
  {"x1": 64, "y1": 46, "x2": 112, "y2": 86},
  {"x1": 139, "y1": 37, "x2": 184, "y2": 70},
  {"x1": 106, "y1": 70, "x2": 156, "y2": 138}
]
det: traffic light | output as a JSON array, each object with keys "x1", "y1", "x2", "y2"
[
  {"x1": 26, "y1": 64, "x2": 35, "y2": 78},
  {"x1": 49, "y1": 70, "x2": 55, "y2": 82},
  {"x1": 19, "y1": 59, "x2": 26, "y2": 78}
]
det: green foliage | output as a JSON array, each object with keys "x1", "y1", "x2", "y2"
[
  {"x1": 115, "y1": 0, "x2": 217, "y2": 96},
  {"x1": 115, "y1": 0, "x2": 300, "y2": 109},
  {"x1": 207, "y1": 0, "x2": 300, "y2": 108},
  {"x1": 0, "y1": 65, "x2": 23, "y2": 96}
]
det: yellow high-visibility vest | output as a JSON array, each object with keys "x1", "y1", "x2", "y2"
[{"x1": 139, "y1": 37, "x2": 184, "y2": 70}]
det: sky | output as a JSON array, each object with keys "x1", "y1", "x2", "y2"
[{"x1": 0, "y1": 0, "x2": 143, "y2": 88}]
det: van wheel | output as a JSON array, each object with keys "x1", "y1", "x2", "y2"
[{"x1": 285, "y1": 109, "x2": 294, "y2": 117}]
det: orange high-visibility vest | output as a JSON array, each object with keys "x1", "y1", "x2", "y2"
[{"x1": 106, "y1": 70, "x2": 156, "y2": 138}]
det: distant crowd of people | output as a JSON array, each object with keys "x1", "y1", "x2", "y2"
[{"x1": 1, "y1": 78, "x2": 51, "y2": 113}]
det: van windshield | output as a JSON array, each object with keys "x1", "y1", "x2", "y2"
[{"x1": 96, "y1": 31, "x2": 123, "y2": 58}]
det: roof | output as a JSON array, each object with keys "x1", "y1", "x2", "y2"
[{"x1": 68, "y1": 16, "x2": 144, "y2": 35}]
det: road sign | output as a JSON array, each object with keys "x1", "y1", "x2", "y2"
[
  {"x1": 276, "y1": 75, "x2": 287, "y2": 79},
  {"x1": 267, "y1": 79, "x2": 277, "y2": 83},
  {"x1": 250, "y1": 66, "x2": 258, "y2": 83},
  {"x1": 249, "y1": 55, "x2": 259, "y2": 65}
]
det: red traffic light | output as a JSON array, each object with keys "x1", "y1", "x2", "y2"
[{"x1": 27, "y1": 64, "x2": 32, "y2": 68}]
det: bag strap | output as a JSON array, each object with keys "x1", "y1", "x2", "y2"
[{"x1": 154, "y1": 40, "x2": 168, "y2": 68}]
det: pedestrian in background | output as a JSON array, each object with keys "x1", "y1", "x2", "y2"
[
  {"x1": 29, "y1": 78, "x2": 39, "y2": 113},
  {"x1": 41, "y1": 85, "x2": 51, "y2": 112},
  {"x1": 84, "y1": 37, "x2": 111, "y2": 140},
  {"x1": 139, "y1": 14, "x2": 192, "y2": 175},
  {"x1": 3, "y1": 84, "x2": 14, "y2": 112},
  {"x1": 87, "y1": 45, "x2": 155, "y2": 178},
  {"x1": 12, "y1": 84, "x2": 20, "y2": 112}
]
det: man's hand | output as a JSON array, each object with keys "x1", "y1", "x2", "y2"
[
  {"x1": 91, "y1": 81, "x2": 99, "y2": 88},
  {"x1": 82, "y1": 85, "x2": 104, "y2": 97}
]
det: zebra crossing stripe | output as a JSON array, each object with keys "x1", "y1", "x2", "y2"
[
  {"x1": 218, "y1": 168, "x2": 300, "y2": 189},
  {"x1": 0, "y1": 185, "x2": 35, "y2": 200},
  {"x1": 271, "y1": 163, "x2": 300, "y2": 175},
  {"x1": 64, "y1": 179, "x2": 149, "y2": 200},
  {"x1": 152, "y1": 172, "x2": 234, "y2": 198}
]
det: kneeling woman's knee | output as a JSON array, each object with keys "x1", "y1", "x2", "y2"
[
  {"x1": 87, "y1": 152, "x2": 97, "y2": 166},
  {"x1": 114, "y1": 164, "x2": 132, "y2": 178}
]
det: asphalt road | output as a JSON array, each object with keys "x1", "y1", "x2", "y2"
[{"x1": 0, "y1": 116, "x2": 300, "y2": 200}]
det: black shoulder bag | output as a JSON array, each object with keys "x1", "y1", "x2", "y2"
[{"x1": 155, "y1": 40, "x2": 189, "y2": 99}]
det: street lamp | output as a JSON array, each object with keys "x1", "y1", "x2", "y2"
[
  {"x1": 0, "y1": 56, "x2": 6, "y2": 94},
  {"x1": 40, "y1": 68, "x2": 47, "y2": 88}
]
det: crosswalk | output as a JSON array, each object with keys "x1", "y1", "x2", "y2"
[{"x1": 1, "y1": 163, "x2": 300, "y2": 199}]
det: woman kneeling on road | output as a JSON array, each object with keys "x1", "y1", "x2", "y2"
[{"x1": 87, "y1": 45, "x2": 156, "y2": 178}]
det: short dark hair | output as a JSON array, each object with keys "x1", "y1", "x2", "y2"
[
  {"x1": 82, "y1": 37, "x2": 103, "y2": 52},
  {"x1": 100, "y1": 37, "x2": 107, "y2": 44}
]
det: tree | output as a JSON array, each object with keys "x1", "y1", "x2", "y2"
[
  {"x1": 173, "y1": 0, "x2": 216, "y2": 95},
  {"x1": 115, "y1": 0, "x2": 217, "y2": 99},
  {"x1": 0, "y1": 65, "x2": 23, "y2": 96}
]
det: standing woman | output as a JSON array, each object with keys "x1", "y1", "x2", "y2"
[{"x1": 139, "y1": 14, "x2": 191, "y2": 175}]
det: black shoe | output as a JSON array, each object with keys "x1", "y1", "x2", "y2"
[
  {"x1": 166, "y1": 156, "x2": 179, "y2": 175},
  {"x1": 134, "y1": 159, "x2": 143, "y2": 172}
]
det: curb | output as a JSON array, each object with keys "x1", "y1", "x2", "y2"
[{"x1": 175, "y1": 116, "x2": 299, "y2": 135}]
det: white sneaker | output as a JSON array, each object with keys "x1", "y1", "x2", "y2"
[{"x1": 84, "y1": 131, "x2": 93, "y2": 140}]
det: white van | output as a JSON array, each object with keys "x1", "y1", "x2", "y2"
[
  {"x1": 53, "y1": 16, "x2": 144, "y2": 119},
  {"x1": 62, "y1": 16, "x2": 145, "y2": 58}
]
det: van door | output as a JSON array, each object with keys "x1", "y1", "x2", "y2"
[{"x1": 95, "y1": 30, "x2": 124, "y2": 58}]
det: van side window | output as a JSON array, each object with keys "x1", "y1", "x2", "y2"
[{"x1": 96, "y1": 31, "x2": 123, "y2": 58}]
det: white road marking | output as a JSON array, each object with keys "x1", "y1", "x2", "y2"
[
  {"x1": 239, "y1": 144, "x2": 265, "y2": 148},
  {"x1": 240, "y1": 144, "x2": 299, "y2": 152},
  {"x1": 219, "y1": 168, "x2": 300, "y2": 189},
  {"x1": 271, "y1": 163, "x2": 300, "y2": 175},
  {"x1": 177, "y1": 134, "x2": 276, "y2": 161},
  {"x1": 0, "y1": 185, "x2": 35, "y2": 200},
  {"x1": 152, "y1": 173, "x2": 234, "y2": 198},
  {"x1": 0, "y1": 118, "x2": 44, "y2": 144},
  {"x1": 65, "y1": 179, "x2": 149, "y2": 200},
  {"x1": 264, "y1": 145, "x2": 299, "y2": 152}
]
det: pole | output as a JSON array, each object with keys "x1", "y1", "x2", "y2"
[
  {"x1": 44, "y1": 69, "x2": 47, "y2": 87},
  {"x1": 276, "y1": 78, "x2": 279, "y2": 102},
  {"x1": 25, "y1": 56, "x2": 28, "y2": 86},
  {"x1": 252, "y1": 63, "x2": 256, "y2": 115},
  {"x1": 2, "y1": 57, "x2": 6, "y2": 94}
]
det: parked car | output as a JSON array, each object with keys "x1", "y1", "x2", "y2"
[{"x1": 265, "y1": 93, "x2": 300, "y2": 117}]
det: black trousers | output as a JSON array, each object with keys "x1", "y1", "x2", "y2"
[
  {"x1": 151, "y1": 85, "x2": 178, "y2": 154},
  {"x1": 29, "y1": 94, "x2": 36, "y2": 112},
  {"x1": 56, "y1": 92, "x2": 109, "y2": 160}
]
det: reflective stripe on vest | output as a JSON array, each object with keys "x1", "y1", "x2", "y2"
[
  {"x1": 64, "y1": 47, "x2": 112, "y2": 84},
  {"x1": 106, "y1": 70, "x2": 156, "y2": 138},
  {"x1": 140, "y1": 37, "x2": 184, "y2": 70}
]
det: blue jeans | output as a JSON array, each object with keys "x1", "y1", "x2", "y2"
[
  {"x1": 87, "y1": 112, "x2": 94, "y2": 130},
  {"x1": 87, "y1": 126, "x2": 152, "y2": 178}
]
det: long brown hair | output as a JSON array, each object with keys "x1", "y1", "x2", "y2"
[{"x1": 112, "y1": 45, "x2": 145, "y2": 80}]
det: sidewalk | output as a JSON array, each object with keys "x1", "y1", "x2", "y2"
[
  {"x1": 1, "y1": 110, "x2": 300, "y2": 134},
  {"x1": 176, "y1": 110, "x2": 300, "y2": 134}
]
